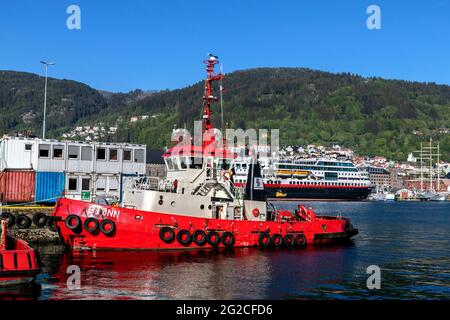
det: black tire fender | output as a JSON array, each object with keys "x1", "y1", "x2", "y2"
[
  {"x1": 32, "y1": 212, "x2": 48, "y2": 228},
  {"x1": 1, "y1": 212, "x2": 16, "y2": 228},
  {"x1": 283, "y1": 234, "x2": 295, "y2": 247},
  {"x1": 221, "y1": 231, "x2": 235, "y2": 248},
  {"x1": 84, "y1": 217, "x2": 100, "y2": 234},
  {"x1": 65, "y1": 214, "x2": 82, "y2": 231},
  {"x1": 176, "y1": 229, "x2": 192, "y2": 246},
  {"x1": 206, "y1": 231, "x2": 221, "y2": 247},
  {"x1": 159, "y1": 227, "x2": 175, "y2": 244},
  {"x1": 192, "y1": 230, "x2": 207, "y2": 246},
  {"x1": 258, "y1": 232, "x2": 271, "y2": 248},
  {"x1": 271, "y1": 234, "x2": 283, "y2": 248},
  {"x1": 16, "y1": 214, "x2": 32, "y2": 229},
  {"x1": 100, "y1": 219, "x2": 116, "y2": 236},
  {"x1": 295, "y1": 233, "x2": 307, "y2": 247}
]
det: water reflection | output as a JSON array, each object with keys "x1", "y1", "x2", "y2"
[{"x1": 3, "y1": 201, "x2": 449, "y2": 300}]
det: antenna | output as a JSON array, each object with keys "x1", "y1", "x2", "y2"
[{"x1": 219, "y1": 63, "x2": 224, "y2": 135}]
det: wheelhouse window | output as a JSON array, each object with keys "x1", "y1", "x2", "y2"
[
  {"x1": 38, "y1": 144, "x2": 50, "y2": 158},
  {"x1": 97, "y1": 147, "x2": 106, "y2": 160},
  {"x1": 53, "y1": 145, "x2": 64, "y2": 159}
]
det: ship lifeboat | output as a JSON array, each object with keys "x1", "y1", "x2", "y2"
[
  {"x1": 293, "y1": 170, "x2": 309, "y2": 178},
  {"x1": 0, "y1": 220, "x2": 40, "y2": 286}
]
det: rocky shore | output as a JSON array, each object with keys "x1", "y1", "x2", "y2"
[{"x1": 1, "y1": 208, "x2": 64, "y2": 245}]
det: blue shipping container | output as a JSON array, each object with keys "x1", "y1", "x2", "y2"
[{"x1": 35, "y1": 172, "x2": 65, "y2": 203}]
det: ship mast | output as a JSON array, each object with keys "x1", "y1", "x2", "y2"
[{"x1": 202, "y1": 54, "x2": 224, "y2": 147}]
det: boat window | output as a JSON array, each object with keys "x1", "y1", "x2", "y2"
[
  {"x1": 68, "y1": 146, "x2": 79, "y2": 159},
  {"x1": 109, "y1": 148, "x2": 118, "y2": 161},
  {"x1": 81, "y1": 178, "x2": 90, "y2": 191},
  {"x1": 25, "y1": 144, "x2": 32, "y2": 151},
  {"x1": 123, "y1": 149, "x2": 132, "y2": 161},
  {"x1": 190, "y1": 157, "x2": 203, "y2": 169},
  {"x1": 180, "y1": 157, "x2": 188, "y2": 169},
  {"x1": 39, "y1": 144, "x2": 50, "y2": 158},
  {"x1": 81, "y1": 146, "x2": 93, "y2": 161},
  {"x1": 53, "y1": 145, "x2": 64, "y2": 159},
  {"x1": 97, "y1": 147, "x2": 106, "y2": 160},
  {"x1": 68, "y1": 178, "x2": 78, "y2": 191}
]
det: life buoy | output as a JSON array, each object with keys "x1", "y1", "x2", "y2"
[
  {"x1": 206, "y1": 231, "x2": 221, "y2": 247},
  {"x1": 192, "y1": 230, "x2": 207, "y2": 246},
  {"x1": 100, "y1": 219, "x2": 116, "y2": 236},
  {"x1": 252, "y1": 208, "x2": 260, "y2": 218},
  {"x1": 84, "y1": 217, "x2": 99, "y2": 234},
  {"x1": 221, "y1": 231, "x2": 235, "y2": 248},
  {"x1": 258, "y1": 232, "x2": 271, "y2": 248},
  {"x1": 16, "y1": 214, "x2": 32, "y2": 229},
  {"x1": 177, "y1": 229, "x2": 192, "y2": 246},
  {"x1": 271, "y1": 234, "x2": 283, "y2": 248},
  {"x1": 159, "y1": 227, "x2": 175, "y2": 244},
  {"x1": 295, "y1": 233, "x2": 307, "y2": 247},
  {"x1": 283, "y1": 234, "x2": 295, "y2": 247},
  {"x1": 65, "y1": 214, "x2": 82, "y2": 231},
  {"x1": 2, "y1": 212, "x2": 15, "y2": 228},
  {"x1": 32, "y1": 212, "x2": 48, "y2": 228}
]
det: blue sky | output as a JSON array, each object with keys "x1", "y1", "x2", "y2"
[{"x1": 1, "y1": 0, "x2": 449, "y2": 92}]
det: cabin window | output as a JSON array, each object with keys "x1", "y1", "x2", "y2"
[
  {"x1": 123, "y1": 149, "x2": 132, "y2": 161},
  {"x1": 81, "y1": 178, "x2": 90, "y2": 191},
  {"x1": 109, "y1": 148, "x2": 118, "y2": 161},
  {"x1": 190, "y1": 157, "x2": 203, "y2": 169},
  {"x1": 180, "y1": 157, "x2": 188, "y2": 169},
  {"x1": 38, "y1": 144, "x2": 50, "y2": 158},
  {"x1": 97, "y1": 148, "x2": 106, "y2": 160},
  {"x1": 165, "y1": 158, "x2": 174, "y2": 170},
  {"x1": 68, "y1": 146, "x2": 79, "y2": 159},
  {"x1": 25, "y1": 144, "x2": 32, "y2": 151},
  {"x1": 53, "y1": 145, "x2": 64, "y2": 159},
  {"x1": 81, "y1": 146, "x2": 92, "y2": 161},
  {"x1": 68, "y1": 178, "x2": 78, "y2": 191},
  {"x1": 134, "y1": 149, "x2": 145, "y2": 163}
]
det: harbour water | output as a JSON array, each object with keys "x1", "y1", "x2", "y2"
[{"x1": 2, "y1": 201, "x2": 449, "y2": 300}]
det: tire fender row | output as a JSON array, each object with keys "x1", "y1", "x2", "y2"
[
  {"x1": 1, "y1": 212, "x2": 51, "y2": 229},
  {"x1": 258, "y1": 232, "x2": 307, "y2": 249},
  {"x1": 64, "y1": 214, "x2": 116, "y2": 237},
  {"x1": 159, "y1": 227, "x2": 236, "y2": 248}
]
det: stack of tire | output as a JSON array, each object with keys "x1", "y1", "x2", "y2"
[{"x1": 1, "y1": 212, "x2": 50, "y2": 229}]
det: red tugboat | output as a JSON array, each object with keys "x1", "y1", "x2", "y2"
[
  {"x1": 0, "y1": 220, "x2": 40, "y2": 286},
  {"x1": 52, "y1": 55, "x2": 358, "y2": 251}
]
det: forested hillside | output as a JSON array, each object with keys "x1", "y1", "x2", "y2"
[{"x1": 1, "y1": 68, "x2": 449, "y2": 160}]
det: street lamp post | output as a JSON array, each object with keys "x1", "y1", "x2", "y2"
[{"x1": 40, "y1": 61, "x2": 55, "y2": 140}]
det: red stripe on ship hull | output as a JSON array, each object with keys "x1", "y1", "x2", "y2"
[{"x1": 234, "y1": 183, "x2": 370, "y2": 189}]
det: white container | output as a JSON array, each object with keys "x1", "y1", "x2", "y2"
[{"x1": 0, "y1": 136, "x2": 147, "y2": 175}]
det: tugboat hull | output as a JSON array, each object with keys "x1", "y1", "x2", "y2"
[{"x1": 52, "y1": 198, "x2": 357, "y2": 251}]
